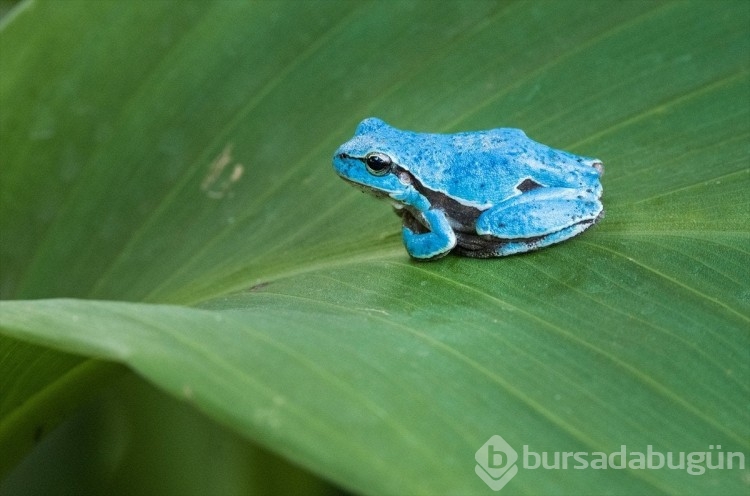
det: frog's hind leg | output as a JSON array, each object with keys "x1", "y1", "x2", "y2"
[
  {"x1": 475, "y1": 187, "x2": 603, "y2": 256},
  {"x1": 490, "y1": 216, "x2": 601, "y2": 256},
  {"x1": 477, "y1": 188, "x2": 602, "y2": 238}
]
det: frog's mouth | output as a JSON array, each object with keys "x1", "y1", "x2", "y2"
[{"x1": 337, "y1": 176, "x2": 391, "y2": 200}]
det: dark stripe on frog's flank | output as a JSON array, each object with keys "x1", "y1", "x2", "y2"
[{"x1": 395, "y1": 166, "x2": 482, "y2": 234}]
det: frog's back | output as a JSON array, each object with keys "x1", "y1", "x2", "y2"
[{"x1": 403, "y1": 127, "x2": 601, "y2": 207}]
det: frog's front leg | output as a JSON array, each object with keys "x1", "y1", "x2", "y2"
[
  {"x1": 401, "y1": 208, "x2": 457, "y2": 260},
  {"x1": 391, "y1": 188, "x2": 457, "y2": 260},
  {"x1": 476, "y1": 187, "x2": 603, "y2": 248}
]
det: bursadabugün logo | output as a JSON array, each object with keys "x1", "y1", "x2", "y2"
[{"x1": 475, "y1": 435, "x2": 746, "y2": 492}]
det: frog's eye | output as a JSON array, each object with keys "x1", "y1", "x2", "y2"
[{"x1": 364, "y1": 152, "x2": 392, "y2": 176}]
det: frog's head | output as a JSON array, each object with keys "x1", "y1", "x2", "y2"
[{"x1": 333, "y1": 118, "x2": 412, "y2": 200}]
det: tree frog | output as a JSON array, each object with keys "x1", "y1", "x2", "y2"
[{"x1": 333, "y1": 118, "x2": 604, "y2": 260}]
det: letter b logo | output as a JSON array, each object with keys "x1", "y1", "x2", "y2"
[{"x1": 475, "y1": 435, "x2": 519, "y2": 491}]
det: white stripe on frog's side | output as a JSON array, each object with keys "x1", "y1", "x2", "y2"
[{"x1": 433, "y1": 191, "x2": 493, "y2": 210}]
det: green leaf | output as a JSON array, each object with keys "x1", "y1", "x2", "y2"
[{"x1": 1, "y1": 0, "x2": 749, "y2": 494}]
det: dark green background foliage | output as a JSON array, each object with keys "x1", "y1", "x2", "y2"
[{"x1": 1, "y1": 1, "x2": 748, "y2": 495}]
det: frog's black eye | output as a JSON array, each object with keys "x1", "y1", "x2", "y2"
[{"x1": 364, "y1": 152, "x2": 392, "y2": 176}]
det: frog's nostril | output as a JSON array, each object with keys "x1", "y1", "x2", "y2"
[{"x1": 337, "y1": 153, "x2": 348, "y2": 159}]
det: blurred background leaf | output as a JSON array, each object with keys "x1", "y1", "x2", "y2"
[{"x1": 1, "y1": 0, "x2": 748, "y2": 495}]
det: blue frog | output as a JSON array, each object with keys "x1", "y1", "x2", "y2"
[{"x1": 333, "y1": 118, "x2": 604, "y2": 260}]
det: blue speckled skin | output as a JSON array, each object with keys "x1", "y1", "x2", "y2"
[{"x1": 333, "y1": 118, "x2": 604, "y2": 260}]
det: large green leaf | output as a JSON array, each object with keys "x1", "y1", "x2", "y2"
[{"x1": 1, "y1": 0, "x2": 748, "y2": 494}]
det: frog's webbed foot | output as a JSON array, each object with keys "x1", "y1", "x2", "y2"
[{"x1": 400, "y1": 208, "x2": 456, "y2": 260}]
